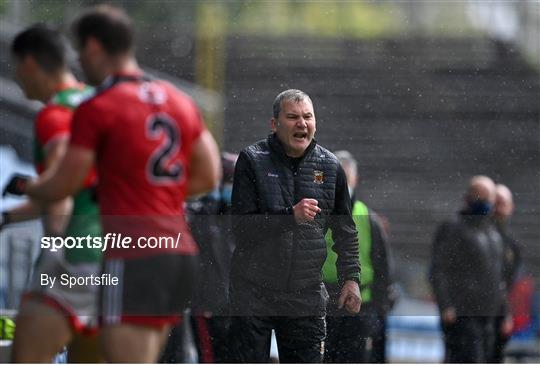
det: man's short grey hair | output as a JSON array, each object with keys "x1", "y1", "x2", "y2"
[
  {"x1": 273, "y1": 89, "x2": 313, "y2": 119},
  {"x1": 334, "y1": 150, "x2": 357, "y2": 178}
]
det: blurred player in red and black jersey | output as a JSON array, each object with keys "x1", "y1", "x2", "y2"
[
  {"x1": 15, "y1": 5, "x2": 221, "y2": 362},
  {"x1": 1, "y1": 24, "x2": 102, "y2": 362}
]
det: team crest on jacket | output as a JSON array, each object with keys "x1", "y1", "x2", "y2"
[{"x1": 313, "y1": 170, "x2": 324, "y2": 184}]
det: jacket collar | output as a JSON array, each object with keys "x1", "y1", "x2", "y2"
[{"x1": 459, "y1": 210, "x2": 491, "y2": 227}]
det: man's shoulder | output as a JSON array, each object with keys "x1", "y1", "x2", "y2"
[
  {"x1": 241, "y1": 138, "x2": 270, "y2": 158},
  {"x1": 438, "y1": 217, "x2": 459, "y2": 228},
  {"x1": 36, "y1": 103, "x2": 72, "y2": 122},
  {"x1": 156, "y1": 79, "x2": 196, "y2": 105},
  {"x1": 34, "y1": 104, "x2": 72, "y2": 134},
  {"x1": 77, "y1": 76, "x2": 140, "y2": 111},
  {"x1": 434, "y1": 217, "x2": 464, "y2": 238},
  {"x1": 51, "y1": 86, "x2": 94, "y2": 110},
  {"x1": 312, "y1": 144, "x2": 339, "y2": 165}
]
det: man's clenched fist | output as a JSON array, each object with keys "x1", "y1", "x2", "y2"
[
  {"x1": 3, "y1": 174, "x2": 31, "y2": 197},
  {"x1": 293, "y1": 198, "x2": 321, "y2": 224},
  {"x1": 338, "y1": 280, "x2": 362, "y2": 314}
]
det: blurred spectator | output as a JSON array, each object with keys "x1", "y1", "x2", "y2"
[
  {"x1": 490, "y1": 184, "x2": 522, "y2": 362},
  {"x1": 161, "y1": 152, "x2": 238, "y2": 363},
  {"x1": 323, "y1": 150, "x2": 396, "y2": 363},
  {"x1": 189, "y1": 152, "x2": 237, "y2": 363},
  {"x1": 429, "y1": 175, "x2": 505, "y2": 363}
]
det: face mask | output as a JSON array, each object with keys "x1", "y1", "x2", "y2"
[
  {"x1": 221, "y1": 184, "x2": 233, "y2": 205},
  {"x1": 468, "y1": 199, "x2": 493, "y2": 215}
]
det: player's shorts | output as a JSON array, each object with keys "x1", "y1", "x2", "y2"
[
  {"x1": 100, "y1": 253, "x2": 198, "y2": 328},
  {"x1": 24, "y1": 248, "x2": 101, "y2": 334}
]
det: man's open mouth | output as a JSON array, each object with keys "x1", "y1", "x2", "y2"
[{"x1": 293, "y1": 132, "x2": 307, "y2": 141}]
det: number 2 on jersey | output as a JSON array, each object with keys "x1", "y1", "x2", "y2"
[{"x1": 146, "y1": 113, "x2": 183, "y2": 184}]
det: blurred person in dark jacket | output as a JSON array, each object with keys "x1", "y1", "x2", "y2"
[
  {"x1": 490, "y1": 184, "x2": 522, "y2": 363},
  {"x1": 229, "y1": 89, "x2": 361, "y2": 363},
  {"x1": 189, "y1": 153, "x2": 238, "y2": 318},
  {"x1": 429, "y1": 175, "x2": 505, "y2": 363},
  {"x1": 161, "y1": 152, "x2": 238, "y2": 363},
  {"x1": 323, "y1": 150, "x2": 396, "y2": 363}
]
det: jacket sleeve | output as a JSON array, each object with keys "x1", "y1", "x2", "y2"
[
  {"x1": 429, "y1": 222, "x2": 457, "y2": 312},
  {"x1": 231, "y1": 151, "x2": 295, "y2": 246},
  {"x1": 327, "y1": 164, "x2": 360, "y2": 286}
]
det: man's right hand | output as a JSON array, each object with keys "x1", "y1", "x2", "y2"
[
  {"x1": 442, "y1": 307, "x2": 457, "y2": 325},
  {"x1": 2, "y1": 174, "x2": 31, "y2": 197},
  {"x1": 293, "y1": 198, "x2": 321, "y2": 224}
]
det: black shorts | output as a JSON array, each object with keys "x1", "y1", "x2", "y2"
[{"x1": 100, "y1": 253, "x2": 198, "y2": 328}]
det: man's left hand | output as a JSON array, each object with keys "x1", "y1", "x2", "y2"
[
  {"x1": 3, "y1": 174, "x2": 31, "y2": 196},
  {"x1": 338, "y1": 280, "x2": 362, "y2": 314}
]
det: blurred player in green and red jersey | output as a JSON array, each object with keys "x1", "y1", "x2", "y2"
[{"x1": 1, "y1": 24, "x2": 102, "y2": 362}]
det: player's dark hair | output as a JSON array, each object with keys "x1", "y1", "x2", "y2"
[
  {"x1": 11, "y1": 24, "x2": 67, "y2": 73},
  {"x1": 72, "y1": 5, "x2": 133, "y2": 55}
]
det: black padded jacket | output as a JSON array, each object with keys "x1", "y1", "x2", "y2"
[
  {"x1": 230, "y1": 134, "x2": 360, "y2": 294},
  {"x1": 429, "y1": 213, "x2": 505, "y2": 316}
]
